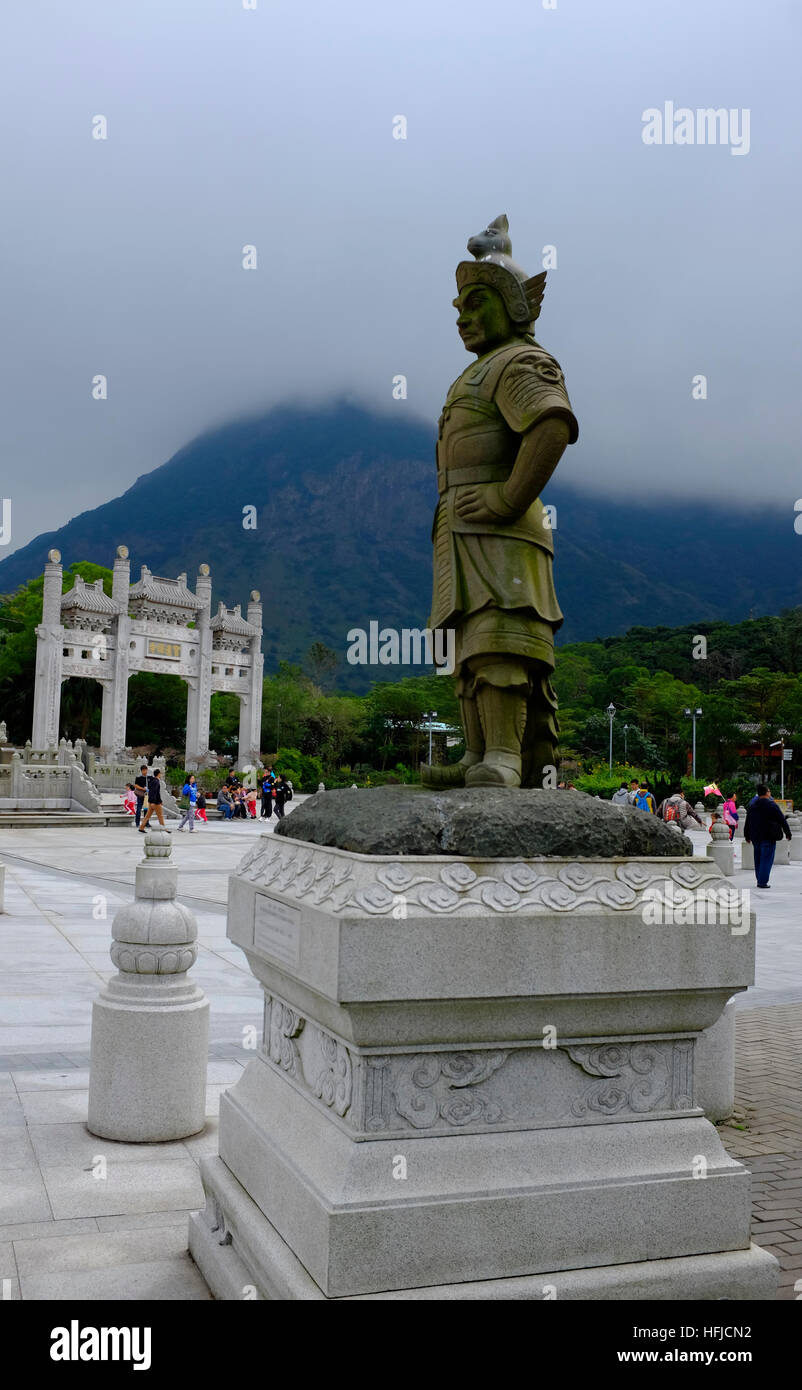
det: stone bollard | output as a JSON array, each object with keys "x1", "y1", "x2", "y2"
[
  {"x1": 87, "y1": 827, "x2": 209, "y2": 1142},
  {"x1": 785, "y1": 813, "x2": 802, "y2": 861},
  {"x1": 774, "y1": 837, "x2": 791, "y2": 866},
  {"x1": 706, "y1": 821, "x2": 734, "y2": 876},
  {"x1": 734, "y1": 806, "x2": 747, "y2": 839},
  {"x1": 740, "y1": 840, "x2": 754, "y2": 872},
  {"x1": 694, "y1": 802, "x2": 707, "y2": 826},
  {"x1": 317, "y1": 782, "x2": 325, "y2": 794},
  {"x1": 350, "y1": 783, "x2": 358, "y2": 789}
]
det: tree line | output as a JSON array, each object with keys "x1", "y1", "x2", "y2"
[{"x1": 1, "y1": 564, "x2": 800, "y2": 795}]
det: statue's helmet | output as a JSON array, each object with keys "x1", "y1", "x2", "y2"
[{"x1": 456, "y1": 215, "x2": 547, "y2": 329}]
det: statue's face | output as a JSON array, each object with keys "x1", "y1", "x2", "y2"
[{"x1": 453, "y1": 284, "x2": 512, "y2": 354}]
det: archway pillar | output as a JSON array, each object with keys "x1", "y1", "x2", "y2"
[
  {"x1": 236, "y1": 594, "x2": 263, "y2": 767},
  {"x1": 99, "y1": 613, "x2": 130, "y2": 757},
  {"x1": 32, "y1": 552, "x2": 65, "y2": 749},
  {"x1": 185, "y1": 567, "x2": 213, "y2": 770}
]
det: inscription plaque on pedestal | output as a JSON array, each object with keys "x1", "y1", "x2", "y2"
[{"x1": 254, "y1": 895, "x2": 301, "y2": 969}]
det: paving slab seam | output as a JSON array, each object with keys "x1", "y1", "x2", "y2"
[{"x1": 0, "y1": 850, "x2": 227, "y2": 916}]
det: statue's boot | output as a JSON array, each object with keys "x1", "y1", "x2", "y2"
[
  {"x1": 420, "y1": 695, "x2": 482, "y2": 788},
  {"x1": 465, "y1": 686, "x2": 527, "y2": 789},
  {"x1": 520, "y1": 665, "x2": 561, "y2": 788}
]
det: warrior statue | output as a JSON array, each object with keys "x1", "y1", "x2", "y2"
[{"x1": 421, "y1": 215, "x2": 579, "y2": 789}]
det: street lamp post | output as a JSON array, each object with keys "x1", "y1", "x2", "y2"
[
  {"x1": 423, "y1": 711, "x2": 438, "y2": 766},
  {"x1": 770, "y1": 739, "x2": 785, "y2": 800},
  {"x1": 606, "y1": 703, "x2": 616, "y2": 772},
  {"x1": 684, "y1": 707, "x2": 702, "y2": 780},
  {"x1": 276, "y1": 703, "x2": 281, "y2": 755},
  {"x1": 623, "y1": 723, "x2": 629, "y2": 762}
]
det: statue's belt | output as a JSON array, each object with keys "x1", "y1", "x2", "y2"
[{"x1": 438, "y1": 463, "x2": 510, "y2": 492}]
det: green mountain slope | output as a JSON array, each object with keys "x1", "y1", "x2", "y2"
[{"x1": 1, "y1": 403, "x2": 798, "y2": 689}]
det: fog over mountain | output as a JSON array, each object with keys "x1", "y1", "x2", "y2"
[
  {"x1": 2, "y1": 0, "x2": 801, "y2": 559},
  {"x1": 1, "y1": 404, "x2": 799, "y2": 690}
]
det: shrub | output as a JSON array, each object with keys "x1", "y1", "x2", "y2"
[
  {"x1": 575, "y1": 763, "x2": 660, "y2": 799},
  {"x1": 272, "y1": 748, "x2": 324, "y2": 794}
]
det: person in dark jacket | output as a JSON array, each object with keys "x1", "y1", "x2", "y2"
[
  {"x1": 133, "y1": 764, "x2": 148, "y2": 827},
  {"x1": 273, "y1": 774, "x2": 292, "y2": 819},
  {"x1": 140, "y1": 769, "x2": 166, "y2": 831},
  {"x1": 744, "y1": 786, "x2": 792, "y2": 888}
]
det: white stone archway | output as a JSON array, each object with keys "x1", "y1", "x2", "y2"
[{"x1": 31, "y1": 546, "x2": 263, "y2": 769}]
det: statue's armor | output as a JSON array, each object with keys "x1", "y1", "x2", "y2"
[{"x1": 429, "y1": 337, "x2": 578, "y2": 652}]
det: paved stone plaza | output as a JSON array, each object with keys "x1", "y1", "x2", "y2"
[{"x1": 0, "y1": 815, "x2": 800, "y2": 1300}]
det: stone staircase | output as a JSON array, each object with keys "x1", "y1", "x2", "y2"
[
  {"x1": 0, "y1": 809, "x2": 106, "y2": 828},
  {"x1": 98, "y1": 792, "x2": 136, "y2": 827},
  {"x1": 0, "y1": 743, "x2": 180, "y2": 829},
  {"x1": 0, "y1": 795, "x2": 133, "y2": 829}
]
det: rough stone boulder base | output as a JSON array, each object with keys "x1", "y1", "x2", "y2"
[{"x1": 277, "y1": 786, "x2": 692, "y2": 859}]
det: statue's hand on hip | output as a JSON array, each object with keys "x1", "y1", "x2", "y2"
[{"x1": 455, "y1": 483, "x2": 519, "y2": 524}]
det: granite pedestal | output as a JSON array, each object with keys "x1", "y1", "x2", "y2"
[{"x1": 189, "y1": 789, "x2": 776, "y2": 1300}]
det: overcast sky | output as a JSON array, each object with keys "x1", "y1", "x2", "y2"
[{"x1": 2, "y1": 0, "x2": 800, "y2": 555}]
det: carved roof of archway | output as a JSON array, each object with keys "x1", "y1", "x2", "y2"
[
  {"x1": 128, "y1": 566, "x2": 203, "y2": 612},
  {"x1": 210, "y1": 602, "x2": 259, "y2": 637},
  {"x1": 60, "y1": 576, "x2": 118, "y2": 617}
]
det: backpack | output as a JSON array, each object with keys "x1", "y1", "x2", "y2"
[
  {"x1": 634, "y1": 790, "x2": 651, "y2": 811},
  {"x1": 663, "y1": 800, "x2": 680, "y2": 822}
]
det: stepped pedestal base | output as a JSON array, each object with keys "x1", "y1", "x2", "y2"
[
  {"x1": 189, "y1": 821, "x2": 778, "y2": 1301},
  {"x1": 189, "y1": 1156, "x2": 776, "y2": 1301}
]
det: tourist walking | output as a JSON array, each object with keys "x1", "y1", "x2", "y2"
[
  {"x1": 611, "y1": 783, "x2": 629, "y2": 805},
  {"x1": 722, "y1": 793, "x2": 739, "y2": 842},
  {"x1": 133, "y1": 763, "x2": 148, "y2": 827},
  {"x1": 744, "y1": 785, "x2": 792, "y2": 889},
  {"x1": 196, "y1": 791, "x2": 208, "y2": 824},
  {"x1": 261, "y1": 770, "x2": 275, "y2": 819},
  {"x1": 658, "y1": 791, "x2": 703, "y2": 830},
  {"x1": 140, "y1": 768, "x2": 166, "y2": 831},
  {"x1": 633, "y1": 783, "x2": 655, "y2": 813},
  {"x1": 178, "y1": 774, "x2": 198, "y2": 832},
  {"x1": 626, "y1": 778, "x2": 640, "y2": 805},
  {"x1": 273, "y1": 774, "x2": 293, "y2": 820}
]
